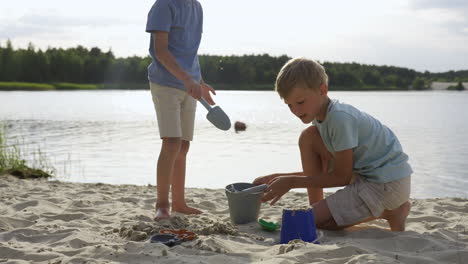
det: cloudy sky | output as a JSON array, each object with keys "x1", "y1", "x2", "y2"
[{"x1": 0, "y1": 0, "x2": 467, "y2": 72}]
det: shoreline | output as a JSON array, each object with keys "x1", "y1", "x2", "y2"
[
  {"x1": 3, "y1": 81, "x2": 463, "y2": 92},
  {"x1": 1, "y1": 175, "x2": 467, "y2": 263}
]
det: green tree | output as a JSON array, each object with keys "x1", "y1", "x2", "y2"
[
  {"x1": 0, "y1": 40, "x2": 19, "y2": 81},
  {"x1": 449, "y1": 81, "x2": 466, "y2": 91},
  {"x1": 411, "y1": 77, "x2": 428, "y2": 90},
  {"x1": 0, "y1": 44, "x2": 3, "y2": 79},
  {"x1": 19, "y1": 43, "x2": 46, "y2": 82},
  {"x1": 2, "y1": 40, "x2": 468, "y2": 91},
  {"x1": 332, "y1": 71, "x2": 362, "y2": 88},
  {"x1": 362, "y1": 70, "x2": 382, "y2": 86}
]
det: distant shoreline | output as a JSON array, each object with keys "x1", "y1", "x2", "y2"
[{"x1": 1, "y1": 81, "x2": 465, "y2": 91}]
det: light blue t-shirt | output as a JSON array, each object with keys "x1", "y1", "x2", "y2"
[
  {"x1": 146, "y1": 0, "x2": 203, "y2": 90},
  {"x1": 313, "y1": 99, "x2": 413, "y2": 183}
]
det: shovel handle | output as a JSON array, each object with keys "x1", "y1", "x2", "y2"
[
  {"x1": 199, "y1": 98, "x2": 213, "y2": 111},
  {"x1": 240, "y1": 184, "x2": 269, "y2": 193}
]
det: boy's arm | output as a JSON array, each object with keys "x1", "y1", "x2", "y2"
[
  {"x1": 253, "y1": 172, "x2": 303, "y2": 185},
  {"x1": 199, "y1": 79, "x2": 216, "y2": 105},
  {"x1": 294, "y1": 148, "x2": 354, "y2": 188},
  {"x1": 152, "y1": 31, "x2": 202, "y2": 100},
  {"x1": 283, "y1": 172, "x2": 304, "y2": 176},
  {"x1": 262, "y1": 149, "x2": 353, "y2": 205}
]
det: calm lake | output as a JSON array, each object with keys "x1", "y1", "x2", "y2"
[{"x1": 1, "y1": 90, "x2": 467, "y2": 199}]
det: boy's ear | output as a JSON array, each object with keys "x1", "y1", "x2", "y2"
[{"x1": 320, "y1": 83, "x2": 328, "y2": 96}]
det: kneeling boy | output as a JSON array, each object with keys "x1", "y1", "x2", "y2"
[{"x1": 255, "y1": 58, "x2": 412, "y2": 231}]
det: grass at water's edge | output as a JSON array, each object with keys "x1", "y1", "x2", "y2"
[
  {"x1": 0, "y1": 82, "x2": 55, "y2": 91},
  {"x1": 0, "y1": 82, "x2": 147, "y2": 91},
  {"x1": 0, "y1": 126, "x2": 54, "y2": 179}
]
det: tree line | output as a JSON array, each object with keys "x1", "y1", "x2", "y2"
[{"x1": 1, "y1": 40, "x2": 467, "y2": 90}]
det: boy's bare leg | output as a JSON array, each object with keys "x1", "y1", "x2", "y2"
[
  {"x1": 306, "y1": 188, "x2": 323, "y2": 205},
  {"x1": 155, "y1": 137, "x2": 181, "y2": 220},
  {"x1": 379, "y1": 201, "x2": 411, "y2": 231},
  {"x1": 311, "y1": 199, "x2": 341, "y2": 230},
  {"x1": 171, "y1": 140, "x2": 202, "y2": 214},
  {"x1": 346, "y1": 201, "x2": 411, "y2": 231},
  {"x1": 299, "y1": 126, "x2": 333, "y2": 204},
  {"x1": 312, "y1": 199, "x2": 411, "y2": 231}
]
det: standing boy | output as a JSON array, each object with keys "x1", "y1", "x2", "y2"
[
  {"x1": 146, "y1": 0, "x2": 216, "y2": 220},
  {"x1": 254, "y1": 58, "x2": 412, "y2": 231}
]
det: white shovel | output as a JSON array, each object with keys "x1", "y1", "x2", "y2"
[{"x1": 199, "y1": 98, "x2": 231, "y2": 131}]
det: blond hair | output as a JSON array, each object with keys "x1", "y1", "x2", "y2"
[{"x1": 275, "y1": 58, "x2": 328, "y2": 99}]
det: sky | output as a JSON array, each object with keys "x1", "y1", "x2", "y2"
[{"x1": 0, "y1": 0, "x2": 467, "y2": 72}]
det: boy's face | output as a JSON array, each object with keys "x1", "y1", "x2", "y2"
[{"x1": 283, "y1": 84, "x2": 328, "y2": 123}]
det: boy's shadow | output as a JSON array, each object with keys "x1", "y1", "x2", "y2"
[
  {"x1": 233, "y1": 221, "x2": 393, "y2": 245},
  {"x1": 234, "y1": 222, "x2": 281, "y2": 245}
]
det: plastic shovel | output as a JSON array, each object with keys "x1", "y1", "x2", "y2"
[
  {"x1": 199, "y1": 98, "x2": 231, "y2": 131},
  {"x1": 258, "y1": 219, "x2": 280, "y2": 232},
  {"x1": 239, "y1": 184, "x2": 269, "y2": 194}
]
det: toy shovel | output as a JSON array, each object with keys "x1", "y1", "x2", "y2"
[
  {"x1": 199, "y1": 98, "x2": 231, "y2": 131},
  {"x1": 240, "y1": 184, "x2": 269, "y2": 194}
]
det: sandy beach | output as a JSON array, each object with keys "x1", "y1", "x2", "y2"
[{"x1": 0, "y1": 175, "x2": 467, "y2": 264}]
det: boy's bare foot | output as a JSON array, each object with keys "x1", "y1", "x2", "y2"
[
  {"x1": 154, "y1": 203, "x2": 171, "y2": 221},
  {"x1": 172, "y1": 204, "x2": 202, "y2": 215},
  {"x1": 381, "y1": 201, "x2": 411, "y2": 231},
  {"x1": 154, "y1": 207, "x2": 171, "y2": 220}
]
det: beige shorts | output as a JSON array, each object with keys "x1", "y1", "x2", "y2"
[
  {"x1": 150, "y1": 82, "x2": 197, "y2": 141},
  {"x1": 326, "y1": 174, "x2": 411, "y2": 227}
]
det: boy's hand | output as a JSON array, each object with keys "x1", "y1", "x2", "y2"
[
  {"x1": 253, "y1": 173, "x2": 278, "y2": 185},
  {"x1": 184, "y1": 79, "x2": 202, "y2": 100},
  {"x1": 201, "y1": 81, "x2": 216, "y2": 105},
  {"x1": 261, "y1": 176, "x2": 294, "y2": 205}
]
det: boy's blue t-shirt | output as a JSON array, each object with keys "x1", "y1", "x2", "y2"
[
  {"x1": 146, "y1": 0, "x2": 203, "y2": 90},
  {"x1": 313, "y1": 99, "x2": 413, "y2": 183}
]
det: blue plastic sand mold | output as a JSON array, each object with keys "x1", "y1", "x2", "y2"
[{"x1": 280, "y1": 208, "x2": 318, "y2": 244}]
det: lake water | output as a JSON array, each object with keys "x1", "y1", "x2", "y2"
[{"x1": 1, "y1": 90, "x2": 467, "y2": 199}]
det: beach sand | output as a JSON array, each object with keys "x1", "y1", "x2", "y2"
[{"x1": 0, "y1": 175, "x2": 467, "y2": 264}]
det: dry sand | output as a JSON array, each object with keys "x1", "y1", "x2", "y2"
[{"x1": 0, "y1": 175, "x2": 467, "y2": 264}]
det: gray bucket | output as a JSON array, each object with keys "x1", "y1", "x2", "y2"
[{"x1": 225, "y1": 182, "x2": 263, "y2": 224}]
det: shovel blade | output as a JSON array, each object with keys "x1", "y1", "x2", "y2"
[{"x1": 206, "y1": 106, "x2": 231, "y2": 131}]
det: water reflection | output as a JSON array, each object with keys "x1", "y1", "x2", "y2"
[{"x1": 1, "y1": 90, "x2": 467, "y2": 198}]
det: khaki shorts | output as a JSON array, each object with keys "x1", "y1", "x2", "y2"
[
  {"x1": 325, "y1": 164, "x2": 411, "y2": 226},
  {"x1": 150, "y1": 82, "x2": 197, "y2": 141}
]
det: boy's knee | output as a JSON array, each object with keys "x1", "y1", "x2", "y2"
[
  {"x1": 315, "y1": 218, "x2": 342, "y2": 231},
  {"x1": 318, "y1": 223, "x2": 343, "y2": 231},
  {"x1": 178, "y1": 141, "x2": 190, "y2": 157},
  {"x1": 161, "y1": 137, "x2": 182, "y2": 153}
]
